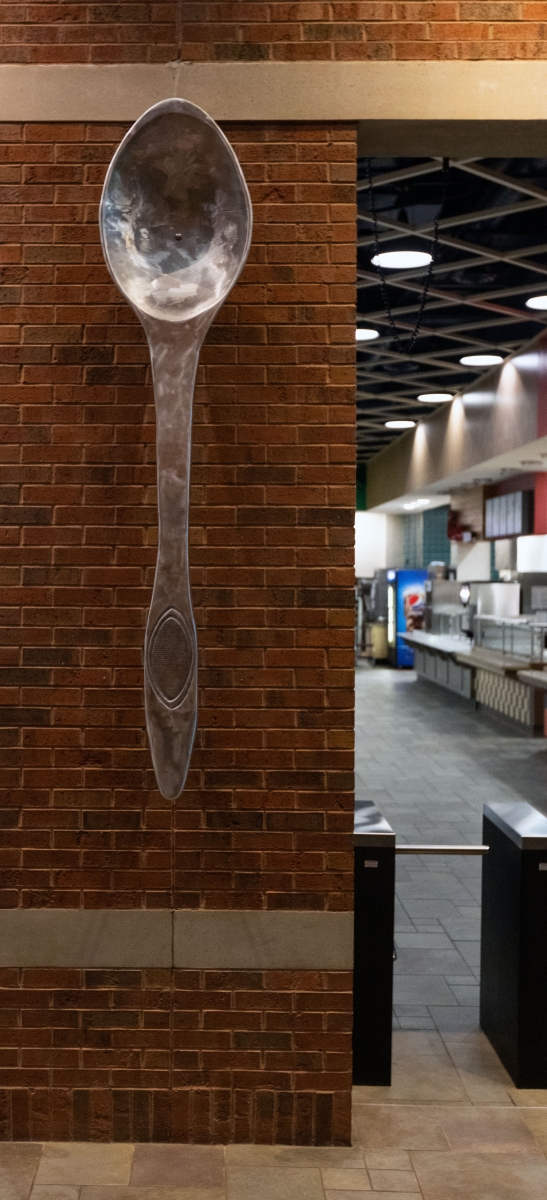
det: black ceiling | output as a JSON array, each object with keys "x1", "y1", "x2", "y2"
[{"x1": 356, "y1": 157, "x2": 547, "y2": 464}]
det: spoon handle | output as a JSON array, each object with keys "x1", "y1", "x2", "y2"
[{"x1": 142, "y1": 313, "x2": 210, "y2": 800}]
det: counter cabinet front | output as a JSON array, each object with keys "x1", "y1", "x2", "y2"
[{"x1": 404, "y1": 632, "x2": 545, "y2": 733}]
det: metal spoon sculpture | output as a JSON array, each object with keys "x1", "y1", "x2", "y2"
[{"x1": 99, "y1": 99, "x2": 252, "y2": 800}]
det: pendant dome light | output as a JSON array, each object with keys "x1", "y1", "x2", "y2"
[{"x1": 365, "y1": 158, "x2": 449, "y2": 357}]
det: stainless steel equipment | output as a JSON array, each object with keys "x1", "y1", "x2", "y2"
[{"x1": 472, "y1": 581, "x2": 521, "y2": 618}]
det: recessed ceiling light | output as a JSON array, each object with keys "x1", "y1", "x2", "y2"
[
  {"x1": 385, "y1": 419, "x2": 416, "y2": 429},
  {"x1": 526, "y1": 295, "x2": 547, "y2": 310},
  {"x1": 403, "y1": 498, "x2": 430, "y2": 510},
  {"x1": 417, "y1": 392, "x2": 453, "y2": 403},
  {"x1": 356, "y1": 328, "x2": 380, "y2": 341},
  {"x1": 459, "y1": 354, "x2": 503, "y2": 366},
  {"x1": 371, "y1": 251, "x2": 432, "y2": 270}
]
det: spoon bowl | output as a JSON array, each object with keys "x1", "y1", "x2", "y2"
[
  {"x1": 100, "y1": 99, "x2": 252, "y2": 799},
  {"x1": 101, "y1": 102, "x2": 251, "y2": 323}
]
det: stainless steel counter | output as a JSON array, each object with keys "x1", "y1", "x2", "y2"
[{"x1": 402, "y1": 630, "x2": 473, "y2": 657}]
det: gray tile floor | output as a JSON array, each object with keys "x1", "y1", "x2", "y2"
[{"x1": 355, "y1": 664, "x2": 547, "y2": 1033}]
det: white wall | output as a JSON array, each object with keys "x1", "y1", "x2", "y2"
[
  {"x1": 355, "y1": 512, "x2": 386, "y2": 578},
  {"x1": 517, "y1": 534, "x2": 547, "y2": 573},
  {"x1": 451, "y1": 539, "x2": 491, "y2": 581},
  {"x1": 355, "y1": 512, "x2": 404, "y2": 577},
  {"x1": 385, "y1": 512, "x2": 404, "y2": 569}
]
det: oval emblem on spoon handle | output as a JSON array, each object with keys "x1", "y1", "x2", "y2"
[{"x1": 99, "y1": 99, "x2": 252, "y2": 799}]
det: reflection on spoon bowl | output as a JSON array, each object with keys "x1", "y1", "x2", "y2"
[{"x1": 100, "y1": 102, "x2": 252, "y2": 323}]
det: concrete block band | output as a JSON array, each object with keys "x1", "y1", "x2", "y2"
[
  {"x1": 0, "y1": 909, "x2": 354, "y2": 970},
  {"x1": 1, "y1": 61, "x2": 547, "y2": 123},
  {"x1": 173, "y1": 910, "x2": 354, "y2": 970}
]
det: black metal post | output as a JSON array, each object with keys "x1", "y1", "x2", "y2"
[
  {"x1": 481, "y1": 801, "x2": 547, "y2": 1087},
  {"x1": 353, "y1": 802, "x2": 395, "y2": 1086}
]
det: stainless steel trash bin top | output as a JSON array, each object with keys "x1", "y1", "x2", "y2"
[
  {"x1": 353, "y1": 800, "x2": 396, "y2": 1086},
  {"x1": 481, "y1": 801, "x2": 547, "y2": 1087}
]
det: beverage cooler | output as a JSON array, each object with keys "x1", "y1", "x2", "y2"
[{"x1": 386, "y1": 568, "x2": 428, "y2": 667}]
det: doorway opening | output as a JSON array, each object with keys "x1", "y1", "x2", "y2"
[{"x1": 354, "y1": 140, "x2": 547, "y2": 1089}]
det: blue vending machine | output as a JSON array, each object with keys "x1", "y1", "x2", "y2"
[{"x1": 386, "y1": 568, "x2": 428, "y2": 667}]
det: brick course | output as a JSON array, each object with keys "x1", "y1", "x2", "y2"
[
  {"x1": 0, "y1": 118, "x2": 356, "y2": 1139},
  {"x1": 0, "y1": 967, "x2": 352, "y2": 1141},
  {"x1": 0, "y1": 1, "x2": 546, "y2": 62}
]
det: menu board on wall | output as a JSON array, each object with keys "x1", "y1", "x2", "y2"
[{"x1": 485, "y1": 490, "x2": 534, "y2": 540}]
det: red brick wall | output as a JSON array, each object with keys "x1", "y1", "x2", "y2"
[
  {"x1": 0, "y1": 968, "x2": 351, "y2": 1142},
  {"x1": 0, "y1": 3, "x2": 178, "y2": 62},
  {"x1": 0, "y1": 119, "x2": 356, "y2": 1139},
  {"x1": 1, "y1": 2, "x2": 546, "y2": 62}
]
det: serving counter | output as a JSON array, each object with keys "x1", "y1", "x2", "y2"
[{"x1": 403, "y1": 631, "x2": 545, "y2": 732}]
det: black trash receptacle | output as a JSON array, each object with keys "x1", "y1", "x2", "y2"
[
  {"x1": 353, "y1": 800, "x2": 395, "y2": 1086},
  {"x1": 481, "y1": 800, "x2": 547, "y2": 1088}
]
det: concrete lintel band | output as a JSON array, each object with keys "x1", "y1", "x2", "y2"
[
  {"x1": 0, "y1": 909, "x2": 354, "y2": 970},
  {"x1": 1, "y1": 61, "x2": 547, "y2": 122}
]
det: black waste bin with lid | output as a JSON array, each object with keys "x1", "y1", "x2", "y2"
[
  {"x1": 481, "y1": 800, "x2": 547, "y2": 1087},
  {"x1": 353, "y1": 799, "x2": 395, "y2": 1086}
]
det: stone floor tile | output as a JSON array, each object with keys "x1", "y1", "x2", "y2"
[
  {"x1": 452, "y1": 1071, "x2": 513, "y2": 1105},
  {"x1": 227, "y1": 1168, "x2": 324, "y2": 1200},
  {"x1": 377, "y1": 1059, "x2": 468, "y2": 1104},
  {"x1": 363, "y1": 1154, "x2": 411, "y2": 1171},
  {"x1": 131, "y1": 1145, "x2": 225, "y2": 1188},
  {"x1": 453, "y1": 943, "x2": 480, "y2": 969},
  {"x1": 447, "y1": 986, "x2": 480, "y2": 1006},
  {"x1": 81, "y1": 1190, "x2": 224, "y2": 1200},
  {"x1": 0, "y1": 1143, "x2": 42, "y2": 1190},
  {"x1": 226, "y1": 1147, "x2": 364, "y2": 1169},
  {"x1": 35, "y1": 1144, "x2": 133, "y2": 1187},
  {"x1": 394, "y1": 933, "x2": 453, "y2": 950},
  {"x1": 0, "y1": 1151, "x2": 41, "y2": 1166},
  {"x1": 323, "y1": 1192, "x2": 374, "y2": 1200},
  {"x1": 321, "y1": 1169, "x2": 370, "y2": 1190},
  {"x1": 397, "y1": 1014, "x2": 436, "y2": 1030},
  {"x1": 393, "y1": 975, "x2": 458, "y2": 1007},
  {"x1": 509, "y1": 1090, "x2": 547, "y2": 1107},
  {"x1": 439, "y1": 1107, "x2": 540, "y2": 1153},
  {"x1": 429, "y1": 1007, "x2": 480, "y2": 1033},
  {"x1": 0, "y1": 1148, "x2": 41, "y2": 1196},
  {"x1": 393, "y1": 1031, "x2": 448, "y2": 1059},
  {"x1": 326, "y1": 1194, "x2": 416, "y2": 1200},
  {"x1": 31, "y1": 1189, "x2": 80, "y2": 1200},
  {"x1": 352, "y1": 1105, "x2": 451, "y2": 1151},
  {"x1": 394, "y1": 950, "x2": 472, "y2": 978},
  {"x1": 367, "y1": 1170, "x2": 420, "y2": 1192},
  {"x1": 442, "y1": 1033, "x2": 508, "y2": 1069},
  {"x1": 411, "y1": 1150, "x2": 547, "y2": 1198}
]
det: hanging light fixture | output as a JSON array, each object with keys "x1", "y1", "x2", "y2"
[
  {"x1": 460, "y1": 353, "x2": 503, "y2": 366},
  {"x1": 526, "y1": 295, "x2": 547, "y2": 310},
  {"x1": 356, "y1": 328, "x2": 380, "y2": 341},
  {"x1": 366, "y1": 158, "x2": 449, "y2": 357},
  {"x1": 371, "y1": 250, "x2": 432, "y2": 270}
]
